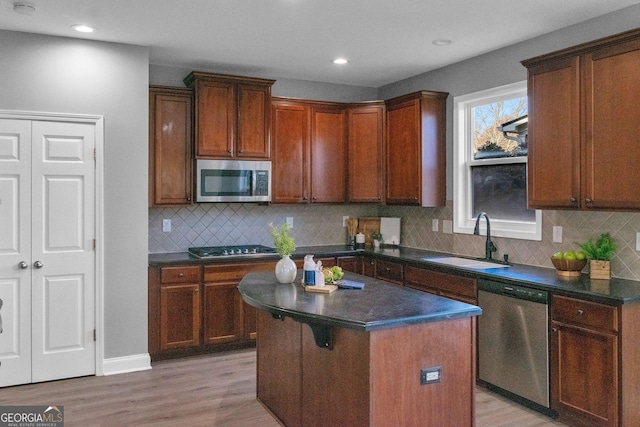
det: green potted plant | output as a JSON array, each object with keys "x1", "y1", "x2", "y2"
[
  {"x1": 579, "y1": 232, "x2": 617, "y2": 279},
  {"x1": 371, "y1": 231, "x2": 383, "y2": 249},
  {"x1": 269, "y1": 223, "x2": 297, "y2": 283}
]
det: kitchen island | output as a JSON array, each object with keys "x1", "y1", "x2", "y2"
[{"x1": 238, "y1": 271, "x2": 482, "y2": 427}]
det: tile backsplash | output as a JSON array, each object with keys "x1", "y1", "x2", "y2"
[{"x1": 150, "y1": 202, "x2": 640, "y2": 281}]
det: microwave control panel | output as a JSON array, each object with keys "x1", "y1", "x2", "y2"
[{"x1": 255, "y1": 170, "x2": 269, "y2": 196}]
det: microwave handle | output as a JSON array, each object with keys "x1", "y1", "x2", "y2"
[{"x1": 251, "y1": 170, "x2": 257, "y2": 197}]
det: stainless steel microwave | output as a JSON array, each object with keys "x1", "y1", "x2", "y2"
[{"x1": 196, "y1": 159, "x2": 272, "y2": 203}]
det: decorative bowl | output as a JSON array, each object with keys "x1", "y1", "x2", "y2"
[{"x1": 551, "y1": 257, "x2": 587, "y2": 277}]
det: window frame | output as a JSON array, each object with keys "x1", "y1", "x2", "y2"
[{"x1": 453, "y1": 81, "x2": 542, "y2": 241}]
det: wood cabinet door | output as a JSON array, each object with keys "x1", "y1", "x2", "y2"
[
  {"x1": 526, "y1": 56, "x2": 581, "y2": 209},
  {"x1": 195, "y1": 80, "x2": 236, "y2": 158},
  {"x1": 347, "y1": 104, "x2": 384, "y2": 203},
  {"x1": 203, "y1": 282, "x2": 244, "y2": 345},
  {"x1": 237, "y1": 83, "x2": 271, "y2": 159},
  {"x1": 272, "y1": 101, "x2": 309, "y2": 203},
  {"x1": 385, "y1": 98, "x2": 421, "y2": 205},
  {"x1": 582, "y1": 38, "x2": 640, "y2": 210},
  {"x1": 310, "y1": 105, "x2": 347, "y2": 203},
  {"x1": 159, "y1": 284, "x2": 201, "y2": 350},
  {"x1": 551, "y1": 322, "x2": 618, "y2": 426},
  {"x1": 337, "y1": 256, "x2": 360, "y2": 273},
  {"x1": 149, "y1": 87, "x2": 193, "y2": 206}
]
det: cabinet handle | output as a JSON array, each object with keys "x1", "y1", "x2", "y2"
[
  {"x1": 570, "y1": 197, "x2": 577, "y2": 203},
  {"x1": 585, "y1": 198, "x2": 593, "y2": 204},
  {"x1": 577, "y1": 309, "x2": 584, "y2": 315}
]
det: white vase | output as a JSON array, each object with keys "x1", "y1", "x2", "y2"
[
  {"x1": 275, "y1": 255, "x2": 297, "y2": 284},
  {"x1": 374, "y1": 239, "x2": 381, "y2": 249}
]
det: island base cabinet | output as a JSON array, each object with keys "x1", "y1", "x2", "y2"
[{"x1": 256, "y1": 310, "x2": 475, "y2": 427}]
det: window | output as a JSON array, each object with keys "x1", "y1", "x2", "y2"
[{"x1": 453, "y1": 81, "x2": 541, "y2": 241}]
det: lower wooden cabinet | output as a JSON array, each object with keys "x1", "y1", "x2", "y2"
[
  {"x1": 551, "y1": 295, "x2": 619, "y2": 427},
  {"x1": 550, "y1": 295, "x2": 640, "y2": 427},
  {"x1": 375, "y1": 259, "x2": 404, "y2": 285},
  {"x1": 149, "y1": 261, "x2": 276, "y2": 359},
  {"x1": 404, "y1": 266, "x2": 477, "y2": 304}
]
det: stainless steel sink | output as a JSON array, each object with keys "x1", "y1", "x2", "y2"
[{"x1": 422, "y1": 256, "x2": 510, "y2": 270}]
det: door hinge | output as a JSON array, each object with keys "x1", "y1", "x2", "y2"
[
  {"x1": 93, "y1": 239, "x2": 96, "y2": 250},
  {"x1": 94, "y1": 148, "x2": 96, "y2": 161},
  {"x1": 93, "y1": 329, "x2": 96, "y2": 341}
]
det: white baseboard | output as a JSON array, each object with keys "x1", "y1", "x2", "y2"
[{"x1": 102, "y1": 353, "x2": 152, "y2": 376}]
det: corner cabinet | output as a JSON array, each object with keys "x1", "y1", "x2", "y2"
[
  {"x1": 385, "y1": 91, "x2": 447, "y2": 206},
  {"x1": 347, "y1": 102, "x2": 385, "y2": 203},
  {"x1": 523, "y1": 29, "x2": 640, "y2": 211},
  {"x1": 184, "y1": 71, "x2": 275, "y2": 159},
  {"x1": 271, "y1": 98, "x2": 347, "y2": 203},
  {"x1": 149, "y1": 86, "x2": 193, "y2": 206}
]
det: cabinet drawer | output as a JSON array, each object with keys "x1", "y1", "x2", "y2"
[
  {"x1": 203, "y1": 262, "x2": 276, "y2": 282},
  {"x1": 160, "y1": 265, "x2": 200, "y2": 284},
  {"x1": 552, "y1": 295, "x2": 618, "y2": 332},
  {"x1": 376, "y1": 260, "x2": 404, "y2": 285},
  {"x1": 405, "y1": 266, "x2": 476, "y2": 300}
]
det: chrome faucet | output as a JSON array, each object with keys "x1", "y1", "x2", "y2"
[{"x1": 474, "y1": 212, "x2": 497, "y2": 260}]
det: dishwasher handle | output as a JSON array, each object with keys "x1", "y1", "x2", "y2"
[{"x1": 479, "y1": 279, "x2": 548, "y2": 304}]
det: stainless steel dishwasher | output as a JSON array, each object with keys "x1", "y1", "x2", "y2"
[{"x1": 477, "y1": 279, "x2": 550, "y2": 411}]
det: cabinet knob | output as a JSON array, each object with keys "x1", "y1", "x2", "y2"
[
  {"x1": 34, "y1": 261, "x2": 43, "y2": 269},
  {"x1": 585, "y1": 198, "x2": 593, "y2": 204},
  {"x1": 178, "y1": 273, "x2": 184, "y2": 277},
  {"x1": 194, "y1": 288, "x2": 199, "y2": 293},
  {"x1": 570, "y1": 197, "x2": 577, "y2": 203},
  {"x1": 303, "y1": 196, "x2": 308, "y2": 201},
  {"x1": 577, "y1": 309, "x2": 584, "y2": 315},
  {"x1": 18, "y1": 261, "x2": 28, "y2": 269},
  {"x1": 386, "y1": 267, "x2": 391, "y2": 271}
]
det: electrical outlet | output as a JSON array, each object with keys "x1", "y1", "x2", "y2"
[
  {"x1": 442, "y1": 220, "x2": 453, "y2": 234},
  {"x1": 420, "y1": 367, "x2": 442, "y2": 385},
  {"x1": 553, "y1": 226, "x2": 563, "y2": 243},
  {"x1": 162, "y1": 219, "x2": 171, "y2": 233},
  {"x1": 286, "y1": 217, "x2": 294, "y2": 228},
  {"x1": 636, "y1": 232, "x2": 640, "y2": 251},
  {"x1": 432, "y1": 219, "x2": 439, "y2": 232},
  {"x1": 343, "y1": 216, "x2": 349, "y2": 227}
]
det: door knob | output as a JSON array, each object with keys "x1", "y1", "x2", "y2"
[
  {"x1": 34, "y1": 261, "x2": 43, "y2": 269},
  {"x1": 18, "y1": 261, "x2": 28, "y2": 269}
]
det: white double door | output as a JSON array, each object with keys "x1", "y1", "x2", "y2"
[{"x1": 0, "y1": 118, "x2": 96, "y2": 387}]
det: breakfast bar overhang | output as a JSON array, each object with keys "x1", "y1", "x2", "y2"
[{"x1": 239, "y1": 271, "x2": 482, "y2": 427}]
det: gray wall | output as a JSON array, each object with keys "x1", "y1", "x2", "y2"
[
  {"x1": 150, "y1": 64, "x2": 378, "y2": 102},
  {"x1": 0, "y1": 30, "x2": 150, "y2": 360}
]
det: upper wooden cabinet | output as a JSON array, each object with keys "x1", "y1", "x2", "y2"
[
  {"x1": 385, "y1": 91, "x2": 447, "y2": 206},
  {"x1": 184, "y1": 72, "x2": 275, "y2": 159},
  {"x1": 271, "y1": 98, "x2": 347, "y2": 203},
  {"x1": 149, "y1": 86, "x2": 193, "y2": 206},
  {"x1": 523, "y1": 29, "x2": 640, "y2": 211},
  {"x1": 347, "y1": 102, "x2": 385, "y2": 203}
]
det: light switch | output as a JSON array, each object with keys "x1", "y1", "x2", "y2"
[
  {"x1": 442, "y1": 220, "x2": 453, "y2": 234},
  {"x1": 432, "y1": 219, "x2": 439, "y2": 232},
  {"x1": 286, "y1": 217, "x2": 294, "y2": 228},
  {"x1": 162, "y1": 219, "x2": 171, "y2": 233},
  {"x1": 343, "y1": 216, "x2": 349, "y2": 227},
  {"x1": 636, "y1": 232, "x2": 640, "y2": 251},
  {"x1": 553, "y1": 226, "x2": 563, "y2": 243}
]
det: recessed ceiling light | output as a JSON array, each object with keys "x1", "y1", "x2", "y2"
[
  {"x1": 72, "y1": 24, "x2": 96, "y2": 33},
  {"x1": 333, "y1": 58, "x2": 348, "y2": 65},
  {"x1": 13, "y1": 1, "x2": 36, "y2": 15},
  {"x1": 432, "y1": 39, "x2": 452, "y2": 46}
]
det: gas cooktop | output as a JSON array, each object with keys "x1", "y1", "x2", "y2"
[{"x1": 188, "y1": 245, "x2": 277, "y2": 258}]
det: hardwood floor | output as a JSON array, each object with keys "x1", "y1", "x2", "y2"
[{"x1": 0, "y1": 349, "x2": 567, "y2": 426}]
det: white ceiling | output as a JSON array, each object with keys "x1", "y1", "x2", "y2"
[{"x1": 2, "y1": 0, "x2": 640, "y2": 87}]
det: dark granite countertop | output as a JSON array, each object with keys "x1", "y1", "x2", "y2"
[
  {"x1": 238, "y1": 271, "x2": 481, "y2": 331},
  {"x1": 149, "y1": 245, "x2": 640, "y2": 305}
]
